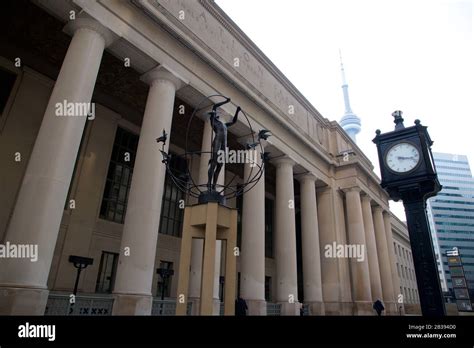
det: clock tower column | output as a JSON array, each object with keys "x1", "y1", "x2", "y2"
[{"x1": 373, "y1": 111, "x2": 446, "y2": 316}]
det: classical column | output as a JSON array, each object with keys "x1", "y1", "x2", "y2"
[
  {"x1": 344, "y1": 187, "x2": 372, "y2": 315},
  {"x1": 0, "y1": 17, "x2": 116, "y2": 315},
  {"x1": 271, "y1": 156, "x2": 299, "y2": 315},
  {"x1": 317, "y1": 185, "x2": 352, "y2": 315},
  {"x1": 298, "y1": 174, "x2": 324, "y2": 315},
  {"x1": 188, "y1": 114, "x2": 224, "y2": 315},
  {"x1": 240, "y1": 138, "x2": 266, "y2": 315},
  {"x1": 112, "y1": 66, "x2": 185, "y2": 315},
  {"x1": 372, "y1": 206, "x2": 395, "y2": 314},
  {"x1": 360, "y1": 195, "x2": 383, "y2": 302},
  {"x1": 383, "y1": 211, "x2": 403, "y2": 314}
]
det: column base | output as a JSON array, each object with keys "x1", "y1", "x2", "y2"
[
  {"x1": 246, "y1": 299, "x2": 267, "y2": 315},
  {"x1": 188, "y1": 297, "x2": 200, "y2": 315},
  {"x1": 212, "y1": 298, "x2": 221, "y2": 315},
  {"x1": 341, "y1": 301, "x2": 354, "y2": 315},
  {"x1": 395, "y1": 303, "x2": 405, "y2": 316},
  {"x1": 306, "y1": 301, "x2": 325, "y2": 315},
  {"x1": 322, "y1": 301, "x2": 342, "y2": 315},
  {"x1": 278, "y1": 301, "x2": 300, "y2": 316},
  {"x1": 112, "y1": 293, "x2": 152, "y2": 315},
  {"x1": 187, "y1": 298, "x2": 221, "y2": 315},
  {"x1": 0, "y1": 286, "x2": 49, "y2": 315},
  {"x1": 353, "y1": 301, "x2": 374, "y2": 315},
  {"x1": 384, "y1": 301, "x2": 400, "y2": 315}
]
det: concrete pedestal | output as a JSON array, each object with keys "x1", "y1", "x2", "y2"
[{"x1": 176, "y1": 203, "x2": 237, "y2": 316}]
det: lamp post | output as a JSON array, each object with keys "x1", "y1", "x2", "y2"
[{"x1": 68, "y1": 255, "x2": 93, "y2": 315}]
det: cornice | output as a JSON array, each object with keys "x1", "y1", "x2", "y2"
[
  {"x1": 200, "y1": 0, "x2": 328, "y2": 127},
  {"x1": 131, "y1": 0, "x2": 333, "y2": 167}
]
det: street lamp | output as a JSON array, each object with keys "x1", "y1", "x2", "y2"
[
  {"x1": 68, "y1": 255, "x2": 93, "y2": 315},
  {"x1": 68, "y1": 255, "x2": 93, "y2": 296}
]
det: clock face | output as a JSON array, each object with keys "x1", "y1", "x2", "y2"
[{"x1": 385, "y1": 142, "x2": 421, "y2": 173}]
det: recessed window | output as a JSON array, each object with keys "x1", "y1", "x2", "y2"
[
  {"x1": 265, "y1": 198, "x2": 274, "y2": 258},
  {"x1": 100, "y1": 127, "x2": 139, "y2": 223},
  {"x1": 158, "y1": 154, "x2": 187, "y2": 237},
  {"x1": 95, "y1": 251, "x2": 119, "y2": 293}
]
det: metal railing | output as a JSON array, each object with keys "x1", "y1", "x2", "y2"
[
  {"x1": 45, "y1": 293, "x2": 114, "y2": 316},
  {"x1": 151, "y1": 299, "x2": 193, "y2": 316},
  {"x1": 45, "y1": 294, "x2": 286, "y2": 316},
  {"x1": 266, "y1": 303, "x2": 282, "y2": 316}
]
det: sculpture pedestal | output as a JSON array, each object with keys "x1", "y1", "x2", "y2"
[{"x1": 175, "y1": 202, "x2": 237, "y2": 315}]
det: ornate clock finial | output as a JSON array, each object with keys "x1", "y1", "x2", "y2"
[{"x1": 392, "y1": 110, "x2": 405, "y2": 131}]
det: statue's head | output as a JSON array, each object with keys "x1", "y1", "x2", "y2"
[
  {"x1": 216, "y1": 107, "x2": 225, "y2": 119},
  {"x1": 208, "y1": 108, "x2": 223, "y2": 120}
]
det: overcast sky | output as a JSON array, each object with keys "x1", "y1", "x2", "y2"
[{"x1": 216, "y1": 0, "x2": 473, "y2": 220}]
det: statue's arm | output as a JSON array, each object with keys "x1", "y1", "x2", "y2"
[
  {"x1": 212, "y1": 97, "x2": 231, "y2": 112},
  {"x1": 226, "y1": 106, "x2": 241, "y2": 127}
]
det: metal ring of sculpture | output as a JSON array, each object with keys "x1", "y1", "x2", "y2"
[{"x1": 157, "y1": 94, "x2": 270, "y2": 203}]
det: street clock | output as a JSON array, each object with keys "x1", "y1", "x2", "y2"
[
  {"x1": 374, "y1": 110, "x2": 441, "y2": 202},
  {"x1": 385, "y1": 142, "x2": 421, "y2": 173},
  {"x1": 373, "y1": 111, "x2": 446, "y2": 316}
]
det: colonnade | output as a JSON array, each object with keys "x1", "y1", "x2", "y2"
[{"x1": 0, "y1": 17, "x2": 401, "y2": 316}]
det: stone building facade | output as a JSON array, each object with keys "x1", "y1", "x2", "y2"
[{"x1": 0, "y1": 0, "x2": 420, "y2": 315}]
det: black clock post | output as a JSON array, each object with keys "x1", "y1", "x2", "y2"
[{"x1": 373, "y1": 111, "x2": 446, "y2": 316}]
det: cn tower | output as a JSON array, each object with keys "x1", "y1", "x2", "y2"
[{"x1": 338, "y1": 50, "x2": 361, "y2": 143}]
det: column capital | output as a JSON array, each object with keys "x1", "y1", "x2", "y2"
[
  {"x1": 140, "y1": 65, "x2": 187, "y2": 90},
  {"x1": 270, "y1": 155, "x2": 296, "y2": 167},
  {"x1": 382, "y1": 210, "x2": 392, "y2": 218},
  {"x1": 373, "y1": 205, "x2": 384, "y2": 214},
  {"x1": 295, "y1": 172, "x2": 318, "y2": 183},
  {"x1": 64, "y1": 16, "x2": 119, "y2": 47},
  {"x1": 342, "y1": 186, "x2": 361, "y2": 194},
  {"x1": 360, "y1": 193, "x2": 373, "y2": 203}
]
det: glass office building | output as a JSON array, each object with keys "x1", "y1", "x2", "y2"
[{"x1": 427, "y1": 152, "x2": 474, "y2": 293}]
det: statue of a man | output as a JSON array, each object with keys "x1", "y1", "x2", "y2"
[{"x1": 207, "y1": 98, "x2": 241, "y2": 191}]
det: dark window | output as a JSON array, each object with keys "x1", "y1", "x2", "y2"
[
  {"x1": 265, "y1": 276, "x2": 272, "y2": 301},
  {"x1": 159, "y1": 155, "x2": 187, "y2": 237},
  {"x1": 0, "y1": 68, "x2": 17, "y2": 115},
  {"x1": 95, "y1": 251, "x2": 118, "y2": 293},
  {"x1": 265, "y1": 198, "x2": 274, "y2": 258},
  {"x1": 100, "y1": 127, "x2": 139, "y2": 223},
  {"x1": 156, "y1": 261, "x2": 174, "y2": 298}
]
